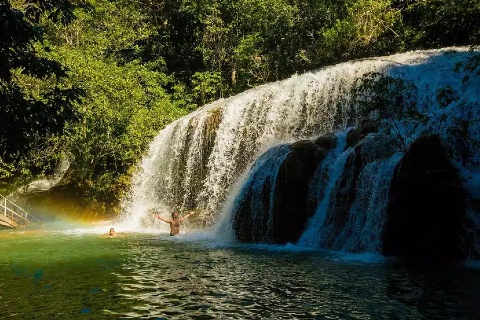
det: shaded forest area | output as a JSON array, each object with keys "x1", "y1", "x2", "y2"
[{"x1": 1, "y1": 0, "x2": 479, "y2": 217}]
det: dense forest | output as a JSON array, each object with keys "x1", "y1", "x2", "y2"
[{"x1": 1, "y1": 0, "x2": 479, "y2": 217}]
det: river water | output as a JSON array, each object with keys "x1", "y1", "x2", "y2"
[{"x1": 1, "y1": 227, "x2": 480, "y2": 319}]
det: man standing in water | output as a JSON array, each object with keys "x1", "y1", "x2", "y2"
[{"x1": 154, "y1": 210, "x2": 195, "y2": 236}]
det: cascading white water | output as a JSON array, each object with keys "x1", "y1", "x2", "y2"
[
  {"x1": 121, "y1": 47, "x2": 480, "y2": 249},
  {"x1": 296, "y1": 132, "x2": 350, "y2": 247},
  {"x1": 121, "y1": 55, "x2": 379, "y2": 229},
  {"x1": 315, "y1": 135, "x2": 403, "y2": 252},
  {"x1": 330, "y1": 153, "x2": 402, "y2": 252},
  {"x1": 119, "y1": 102, "x2": 225, "y2": 230},
  {"x1": 229, "y1": 144, "x2": 291, "y2": 242}
]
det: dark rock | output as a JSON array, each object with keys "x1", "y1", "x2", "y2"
[
  {"x1": 272, "y1": 140, "x2": 327, "y2": 243},
  {"x1": 346, "y1": 125, "x2": 377, "y2": 149},
  {"x1": 233, "y1": 178, "x2": 272, "y2": 243},
  {"x1": 382, "y1": 135, "x2": 467, "y2": 262},
  {"x1": 233, "y1": 139, "x2": 328, "y2": 244},
  {"x1": 291, "y1": 139, "x2": 316, "y2": 150},
  {"x1": 318, "y1": 133, "x2": 395, "y2": 250},
  {"x1": 314, "y1": 133, "x2": 337, "y2": 150},
  {"x1": 232, "y1": 145, "x2": 291, "y2": 243}
]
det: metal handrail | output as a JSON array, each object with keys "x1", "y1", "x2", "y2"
[
  {"x1": 0, "y1": 203, "x2": 24, "y2": 226},
  {"x1": 0, "y1": 193, "x2": 42, "y2": 227}
]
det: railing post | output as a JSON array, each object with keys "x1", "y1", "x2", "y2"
[{"x1": 0, "y1": 193, "x2": 41, "y2": 228}]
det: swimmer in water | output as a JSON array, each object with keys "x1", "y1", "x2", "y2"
[{"x1": 153, "y1": 210, "x2": 195, "y2": 236}]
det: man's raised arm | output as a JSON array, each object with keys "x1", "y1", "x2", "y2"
[
  {"x1": 180, "y1": 211, "x2": 196, "y2": 222},
  {"x1": 152, "y1": 211, "x2": 172, "y2": 223}
]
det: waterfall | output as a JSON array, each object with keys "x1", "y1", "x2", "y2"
[
  {"x1": 121, "y1": 54, "x2": 379, "y2": 228},
  {"x1": 119, "y1": 102, "x2": 225, "y2": 229},
  {"x1": 122, "y1": 47, "x2": 480, "y2": 254},
  {"x1": 229, "y1": 144, "x2": 291, "y2": 243},
  {"x1": 317, "y1": 149, "x2": 403, "y2": 252},
  {"x1": 297, "y1": 132, "x2": 351, "y2": 247}
]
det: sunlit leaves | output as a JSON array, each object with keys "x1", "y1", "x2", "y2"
[
  {"x1": 322, "y1": 0, "x2": 402, "y2": 60},
  {"x1": 402, "y1": 0, "x2": 480, "y2": 47},
  {"x1": 0, "y1": 0, "x2": 83, "y2": 183}
]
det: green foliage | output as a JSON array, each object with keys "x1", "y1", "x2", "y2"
[
  {"x1": 192, "y1": 71, "x2": 224, "y2": 105},
  {"x1": 231, "y1": 34, "x2": 273, "y2": 90},
  {"x1": 43, "y1": 0, "x2": 153, "y2": 57},
  {"x1": 446, "y1": 117, "x2": 479, "y2": 166},
  {"x1": 3, "y1": 0, "x2": 480, "y2": 216},
  {"x1": 436, "y1": 86, "x2": 459, "y2": 108},
  {"x1": 454, "y1": 50, "x2": 480, "y2": 83},
  {"x1": 2, "y1": 0, "x2": 187, "y2": 214},
  {"x1": 134, "y1": 0, "x2": 349, "y2": 94},
  {"x1": 353, "y1": 72, "x2": 424, "y2": 153},
  {"x1": 130, "y1": 0, "x2": 480, "y2": 108},
  {"x1": 462, "y1": 55, "x2": 480, "y2": 76},
  {"x1": 444, "y1": 53, "x2": 480, "y2": 166},
  {"x1": 57, "y1": 49, "x2": 179, "y2": 173},
  {"x1": 401, "y1": 0, "x2": 480, "y2": 48},
  {"x1": 39, "y1": 0, "x2": 187, "y2": 211},
  {"x1": 322, "y1": 0, "x2": 403, "y2": 61},
  {"x1": 0, "y1": 0, "x2": 84, "y2": 182}
]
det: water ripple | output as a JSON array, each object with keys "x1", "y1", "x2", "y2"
[{"x1": 1, "y1": 231, "x2": 480, "y2": 319}]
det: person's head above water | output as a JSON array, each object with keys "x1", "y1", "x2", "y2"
[
  {"x1": 109, "y1": 228, "x2": 115, "y2": 236},
  {"x1": 171, "y1": 211, "x2": 179, "y2": 219}
]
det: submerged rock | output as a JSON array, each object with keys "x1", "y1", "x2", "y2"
[{"x1": 382, "y1": 135, "x2": 467, "y2": 262}]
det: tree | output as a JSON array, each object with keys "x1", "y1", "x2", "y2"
[
  {"x1": 0, "y1": 0, "x2": 84, "y2": 182},
  {"x1": 353, "y1": 72, "x2": 424, "y2": 154},
  {"x1": 321, "y1": 0, "x2": 403, "y2": 62},
  {"x1": 26, "y1": 0, "x2": 187, "y2": 214},
  {"x1": 401, "y1": 0, "x2": 480, "y2": 48},
  {"x1": 353, "y1": 61, "x2": 480, "y2": 162}
]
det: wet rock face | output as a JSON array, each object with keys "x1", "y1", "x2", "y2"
[
  {"x1": 271, "y1": 140, "x2": 328, "y2": 243},
  {"x1": 346, "y1": 125, "x2": 377, "y2": 149},
  {"x1": 321, "y1": 143, "x2": 364, "y2": 248},
  {"x1": 233, "y1": 134, "x2": 336, "y2": 244},
  {"x1": 314, "y1": 133, "x2": 337, "y2": 150},
  {"x1": 319, "y1": 133, "x2": 395, "y2": 250},
  {"x1": 382, "y1": 135, "x2": 467, "y2": 262}
]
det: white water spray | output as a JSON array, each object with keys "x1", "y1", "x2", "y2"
[
  {"x1": 121, "y1": 48, "x2": 480, "y2": 249},
  {"x1": 297, "y1": 132, "x2": 351, "y2": 247}
]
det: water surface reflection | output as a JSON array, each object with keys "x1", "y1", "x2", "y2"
[{"x1": 1, "y1": 230, "x2": 479, "y2": 319}]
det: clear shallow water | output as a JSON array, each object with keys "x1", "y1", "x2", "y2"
[{"x1": 1, "y1": 228, "x2": 480, "y2": 319}]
